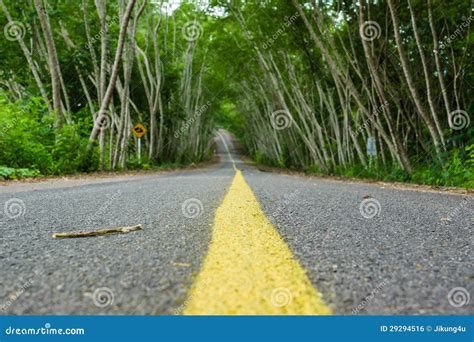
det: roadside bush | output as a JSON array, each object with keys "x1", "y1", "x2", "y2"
[
  {"x1": 0, "y1": 96, "x2": 54, "y2": 173},
  {"x1": 52, "y1": 123, "x2": 98, "y2": 174},
  {"x1": 0, "y1": 95, "x2": 98, "y2": 175},
  {"x1": 0, "y1": 166, "x2": 40, "y2": 180},
  {"x1": 411, "y1": 145, "x2": 474, "y2": 188},
  {"x1": 302, "y1": 148, "x2": 473, "y2": 188}
]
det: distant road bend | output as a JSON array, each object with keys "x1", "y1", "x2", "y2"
[{"x1": 0, "y1": 130, "x2": 472, "y2": 315}]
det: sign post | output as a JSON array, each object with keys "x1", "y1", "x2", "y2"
[
  {"x1": 137, "y1": 137, "x2": 141, "y2": 163},
  {"x1": 366, "y1": 135, "x2": 377, "y2": 168},
  {"x1": 132, "y1": 123, "x2": 147, "y2": 164}
]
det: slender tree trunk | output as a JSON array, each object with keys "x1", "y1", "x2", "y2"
[
  {"x1": 95, "y1": 0, "x2": 108, "y2": 170},
  {"x1": 88, "y1": 0, "x2": 138, "y2": 147},
  {"x1": 408, "y1": 0, "x2": 445, "y2": 149},
  {"x1": 427, "y1": 0, "x2": 451, "y2": 120},
  {"x1": 0, "y1": 0, "x2": 52, "y2": 111},
  {"x1": 387, "y1": 0, "x2": 442, "y2": 158},
  {"x1": 293, "y1": 0, "x2": 411, "y2": 171},
  {"x1": 358, "y1": 0, "x2": 412, "y2": 172},
  {"x1": 33, "y1": 0, "x2": 64, "y2": 128}
]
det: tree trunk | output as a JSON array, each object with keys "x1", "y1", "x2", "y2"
[
  {"x1": 88, "y1": 0, "x2": 138, "y2": 147},
  {"x1": 33, "y1": 0, "x2": 64, "y2": 128},
  {"x1": 387, "y1": 0, "x2": 442, "y2": 158},
  {"x1": 427, "y1": 0, "x2": 451, "y2": 120},
  {"x1": 408, "y1": 0, "x2": 445, "y2": 149},
  {"x1": 0, "y1": 0, "x2": 52, "y2": 111}
]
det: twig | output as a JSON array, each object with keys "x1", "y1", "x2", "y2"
[{"x1": 52, "y1": 224, "x2": 142, "y2": 239}]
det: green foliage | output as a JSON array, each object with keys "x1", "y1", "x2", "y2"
[
  {"x1": 411, "y1": 145, "x2": 474, "y2": 188},
  {"x1": 302, "y1": 149, "x2": 473, "y2": 188},
  {"x1": 52, "y1": 124, "x2": 98, "y2": 174},
  {"x1": 0, "y1": 0, "x2": 472, "y2": 189},
  {"x1": 0, "y1": 96, "x2": 53, "y2": 173},
  {"x1": 322, "y1": 162, "x2": 410, "y2": 183},
  {"x1": 126, "y1": 156, "x2": 152, "y2": 170},
  {"x1": 254, "y1": 150, "x2": 268, "y2": 165},
  {"x1": 254, "y1": 150, "x2": 285, "y2": 168},
  {"x1": 0, "y1": 166, "x2": 40, "y2": 180},
  {"x1": 216, "y1": 101, "x2": 245, "y2": 139},
  {"x1": 0, "y1": 95, "x2": 98, "y2": 175}
]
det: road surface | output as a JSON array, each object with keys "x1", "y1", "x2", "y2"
[{"x1": 0, "y1": 130, "x2": 472, "y2": 315}]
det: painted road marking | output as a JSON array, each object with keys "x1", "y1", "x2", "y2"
[
  {"x1": 184, "y1": 170, "x2": 332, "y2": 315},
  {"x1": 217, "y1": 131, "x2": 237, "y2": 170}
]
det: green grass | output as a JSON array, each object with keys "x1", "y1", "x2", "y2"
[{"x1": 251, "y1": 144, "x2": 474, "y2": 189}]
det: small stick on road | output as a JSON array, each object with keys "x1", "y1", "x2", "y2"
[{"x1": 52, "y1": 224, "x2": 142, "y2": 239}]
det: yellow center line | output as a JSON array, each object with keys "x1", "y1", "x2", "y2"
[
  {"x1": 184, "y1": 170, "x2": 332, "y2": 315},
  {"x1": 217, "y1": 131, "x2": 237, "y2": 170}
]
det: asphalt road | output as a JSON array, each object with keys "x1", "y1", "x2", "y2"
[{"x1": 0, "y1": 130, "x2": 472, "y2": 315}]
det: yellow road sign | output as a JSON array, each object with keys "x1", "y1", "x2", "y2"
[{"x1": 132, "y1": 123, "x2": 147, "y2": 138}]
